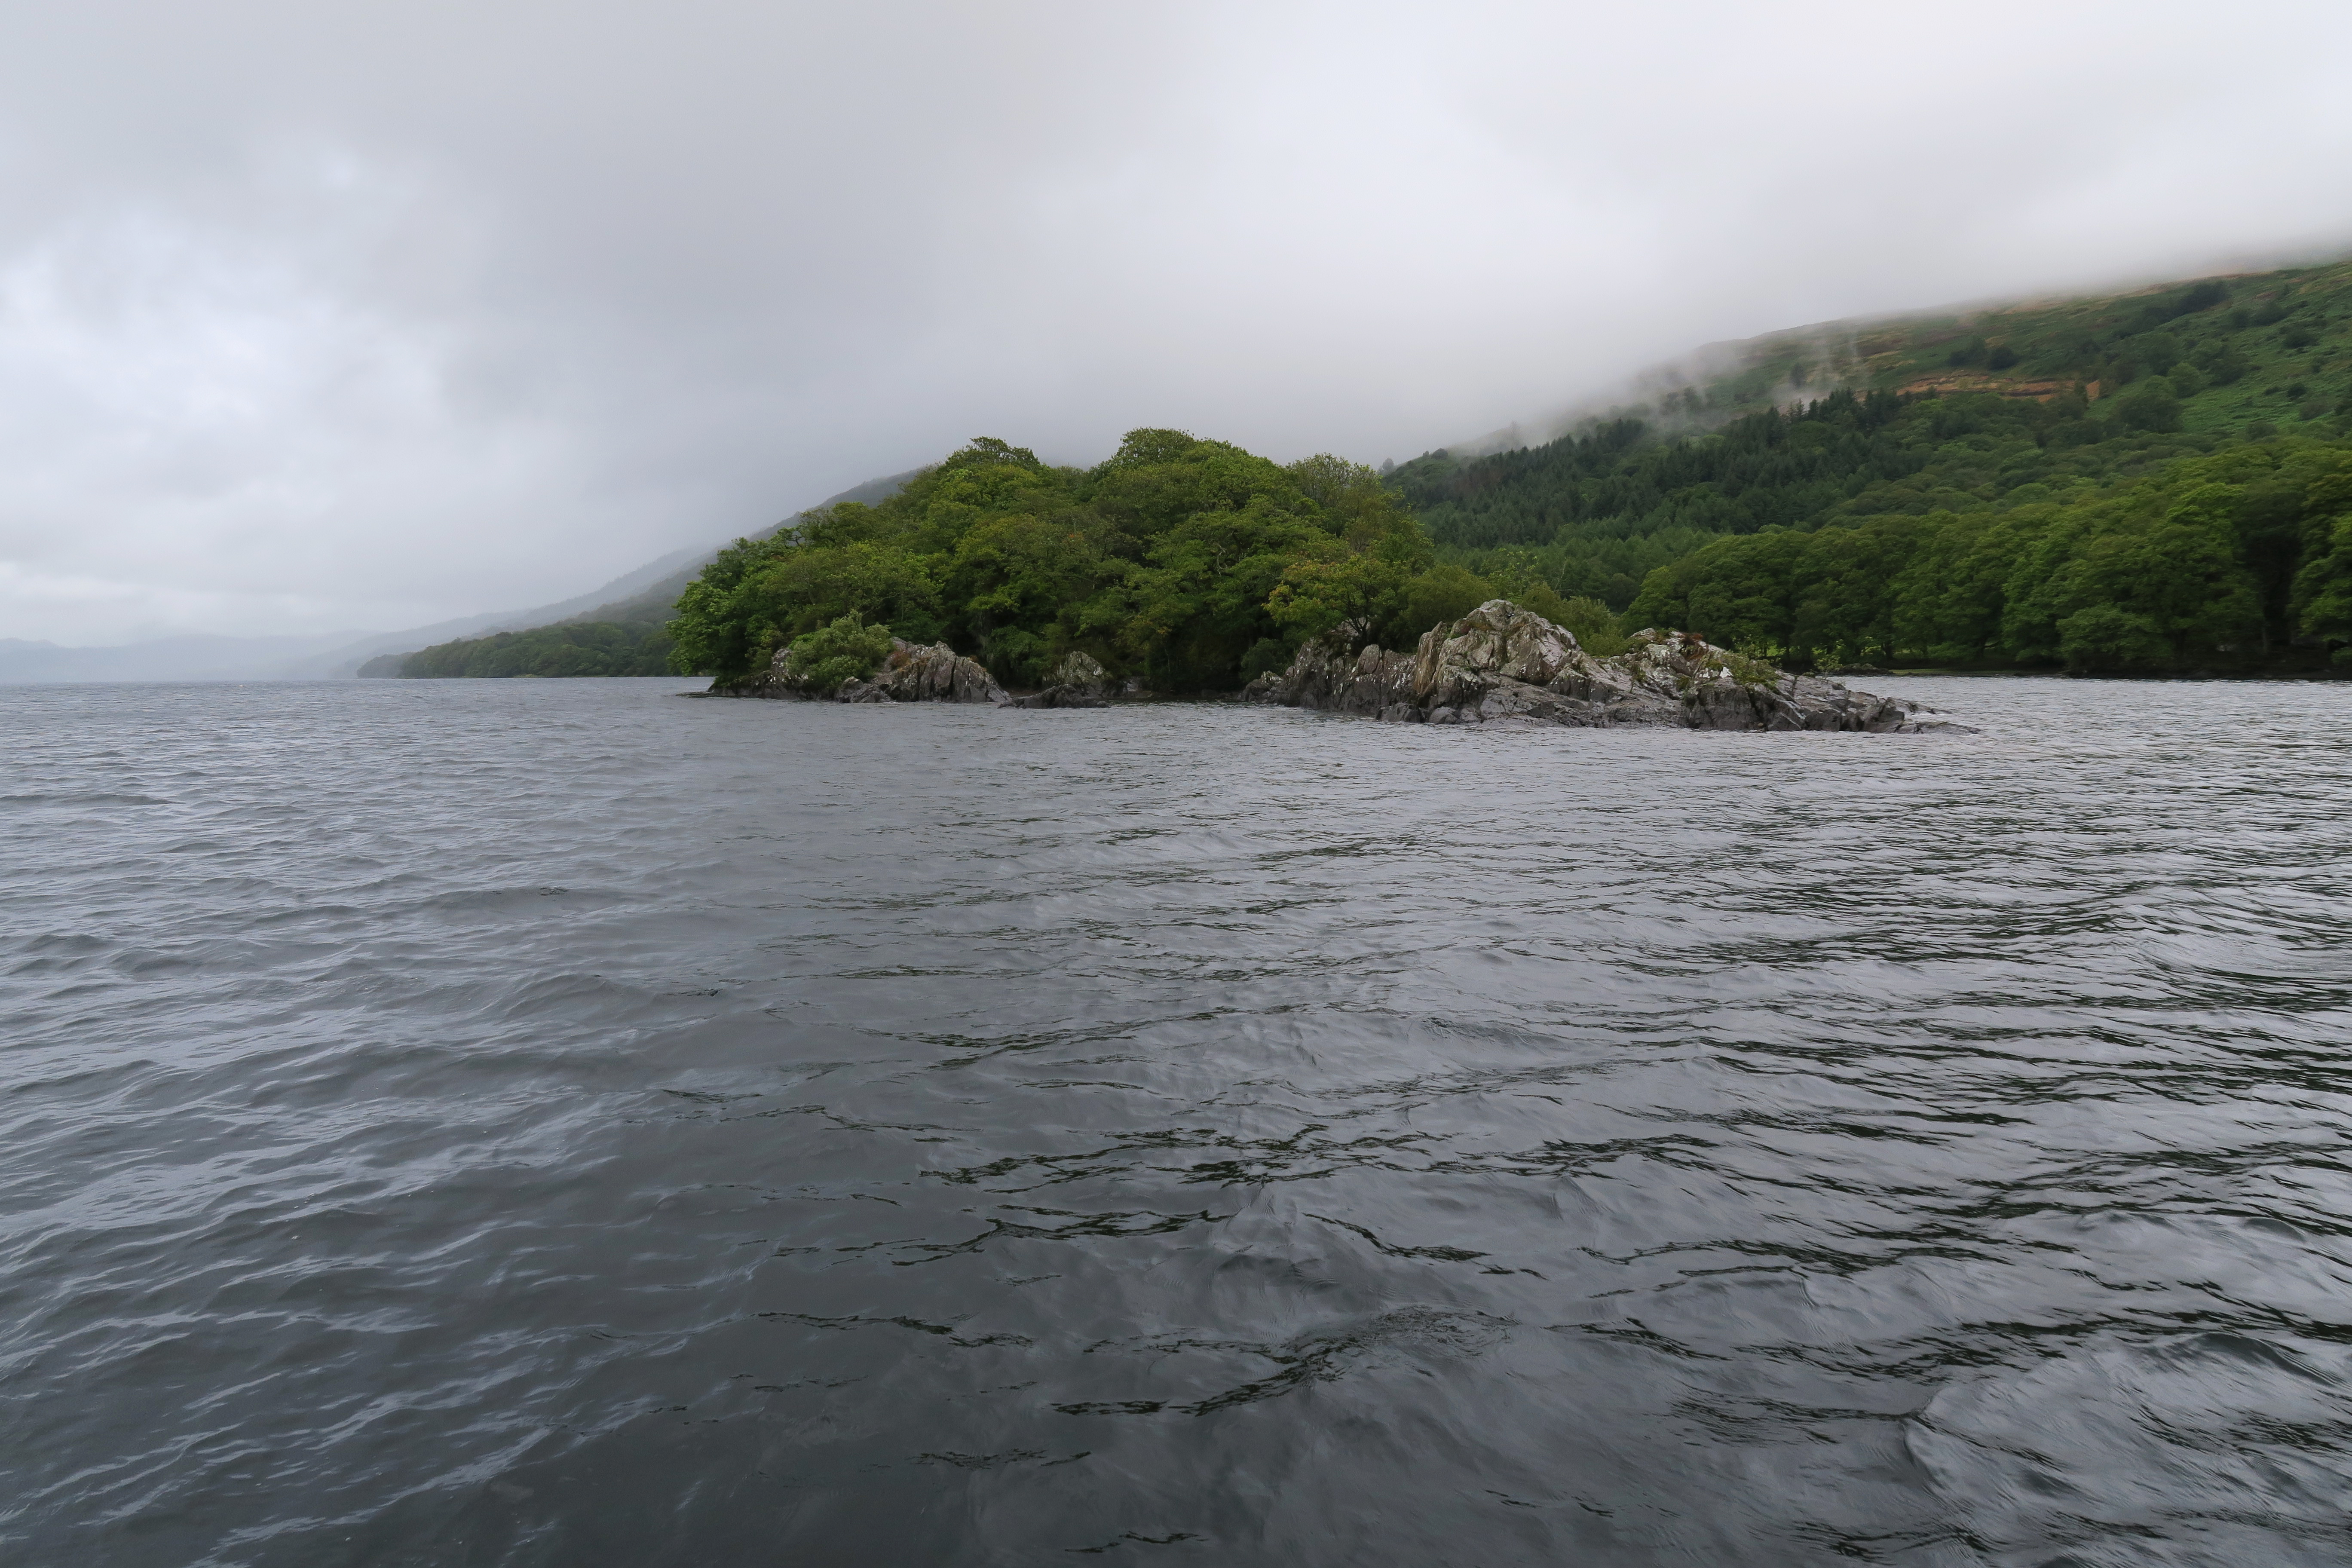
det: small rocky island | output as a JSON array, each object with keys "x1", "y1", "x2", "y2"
[
  {"x1": 1245, "y1": 600, "x2": 1968, "y2": 732},
  {"x1": 733, "y1": 637, "x2": 1118, "y2": 707},
  {"x1": 719, "y1": 600, "x2": 1967, "y2": 734}
]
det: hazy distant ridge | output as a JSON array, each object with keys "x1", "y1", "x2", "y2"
[{"x1": 0, "y1": 473, "x2": 913, "y2": 684}]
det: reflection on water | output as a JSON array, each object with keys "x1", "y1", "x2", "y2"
[{"x1": 3, "y1": 676, "x2": 2350, "y2": 1566}]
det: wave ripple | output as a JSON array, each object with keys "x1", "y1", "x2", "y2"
[{"x1": 4, "y1": 676, "x2": 2350, "y2": 1567}]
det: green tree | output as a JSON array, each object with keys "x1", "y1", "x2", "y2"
[
  {"x1": 2295, "y1": 523, "x2": 2352, "y2": 642},
  {"x1": 1790, "y1": 518, "x2": 1923, "y2": 665},
  {"x1": 943, "y1": 509, "x2": 1117, "y2": 686},
  {"x1": 1267, "y1": 551, "x2": 1411, "y2": 644},
  {"x1": 1626, "y1": 530, "x2": 1810, "y2": 658},
  {"x1": 2055, "y1": 605, "x2": 2171, "y2": 671},
  {"x1": 1113, "y1": 495, "x2": 1330, "y2": 688},
  {"x1": 1389, "y1": 564, "x2": 1494, "y2": 644},
  {"x1": 2293, "y1": 473, "x2": 2352, "y2": 642},
  {"x1": 1554, "y1": 595, "x2": 1627, "y2": 656},
  {"x1": 2005, "y1": 480, "x2": 2261, "y2": 669},
  {"x1": 1890, "y1": 510, "x2": 2043, "y2": 664},
  {"x1": 1084, "y1": 429, "x2": 1307, "y2": 544}
]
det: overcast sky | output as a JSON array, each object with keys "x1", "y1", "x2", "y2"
[{"x1": 6, "y1": 0, "x2": 2351, "y2": 645}]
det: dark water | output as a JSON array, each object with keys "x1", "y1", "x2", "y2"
[{"x1": 6, "y1": 677, "x2": 2352, "y2": 1567}]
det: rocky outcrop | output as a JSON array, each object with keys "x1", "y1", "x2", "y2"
[
  {"x1": 1242, "y1": 600, "x2": 1971, "y2": 733},
  {"x1": 842, "y1": 640, "x2": 1008, "y2": 704},
  {"x1": 724, "y1": 640, "x2": 1131, "y2": 707},
  {"x1": 1003, "y1": 650, "x2": 1113, "y2": 709},
  {"x1": 751, "y1": 637, "x2": 1007, "y2": 703}
]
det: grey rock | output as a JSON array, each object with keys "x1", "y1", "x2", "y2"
[
  {"x1": 1002, "y1": 687, "x2": 1107, "y2": 709},
  {"x1": 1048, "y1": 650, "x2": 1113, "y2": 697},
  {"x1": 1243, "y1": 600, "x2": 1973, "y2": 735},
  {"x1": 755, "y1": 637, "x2": 1007, "y2": 704},
  {"x1": 1003, "y1": 648, "x2": 1116, "y2": 708}
]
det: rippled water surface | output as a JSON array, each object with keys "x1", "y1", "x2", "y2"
[{"x1": 6, "y1": 676, "x2": 2352, "y2": 1566}]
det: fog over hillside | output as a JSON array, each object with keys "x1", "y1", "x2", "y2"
[{"x1": 6, "y1": 0, "x2": 2352, "y2": 650}]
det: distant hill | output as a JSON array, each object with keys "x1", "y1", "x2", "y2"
[
  {"x1": 300, "y1": 542, "x2": 716, "y2": 677},
  {"x1": 1444, "y1": 258, "x2": 2348, "y2": 457},
  {"x1": 543, "y1": 470, "x2": 915, "y2": 629},
  {"x1": 0, "y1": 631, "x2": 373, "y2": 685},
  {"x1": 4, "y1": 471, "x2": 914, "y2": 684},
  {"x1": 361, "y1": 621, "x2": 676, "y2": 680},
  {"x1": 1387, "y1": 257, "x2": 2352, "y2": 605},
  {"x1": 355, "y1": 469, "x2": 915, "y2": 678}
]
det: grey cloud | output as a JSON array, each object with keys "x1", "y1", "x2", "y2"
[{"x1": 3, "y1": 0, "x2": 2350, "y2": 643}]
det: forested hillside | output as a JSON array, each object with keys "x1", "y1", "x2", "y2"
[
  {"x1": 1385, "y1": 259, "x2": 2352, "y2": 673},
  {"x1": 375, "y1": 622, "x2": 675, "y2": 678}
]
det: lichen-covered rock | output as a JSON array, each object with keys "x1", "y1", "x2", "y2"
[
  {"x1": 1412, "y1": 599, "x2": 1582, "y2": 707},
  {"x1": 1049, "y1": 650, "x2": 1112, "y2": 696},
  {"x1": 1244, "y1": 600, "x2": 1971, "y2": 734},
  {"x1": 764, "y1": 637, "x2": 1006, "y2": 704}
]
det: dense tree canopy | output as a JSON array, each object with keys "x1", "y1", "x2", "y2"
[
  {"x1": 1387, "y1": 389, "x2": 2303, "y2": 609},
  {"x1": 1621, "y1": 436, "x2": 2352, "y2": 673},
  {"x1": 668, "y1": 430, "x2": 1437, "y2": 690}
]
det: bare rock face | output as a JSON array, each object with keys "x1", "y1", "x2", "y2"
[
  {"x1": 763, "y1": 638, "x2": 1007, "y2": 704},
  {"x1": 1003, "y1": 649, "x2": 1114, "y2": 709},
  {"x1": 1050, "y1": 650, "x2": 1113, "y2": 697},
  {"x1": 1243, "y1": 600, "x2": 1970, "y2": 734}
]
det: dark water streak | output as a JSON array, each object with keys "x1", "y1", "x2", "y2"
[{"x1": 4, "y1": 677, "x2": 2351, "y2": 1566}]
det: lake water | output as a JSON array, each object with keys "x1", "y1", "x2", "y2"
[{"x1": 6, "y1": 676, "x2": 2351, "y2": 1567}]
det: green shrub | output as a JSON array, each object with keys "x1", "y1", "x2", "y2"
[
  {"x1": 2194, "y1": 343, "x2": 2253, "y2": 385},
  {"x1": 1556, "y1": 595, "x2": 1628, "y2": 656},
  {"x1": 2133, "y1": 332, "x2": 2182, "y2": 375},
  {"x1": 2116, "y1": 377, "x2": 2182, "y2": 432},
  {"x1": 1508, "y1": 580, "x2": 1573, "y2": 624},
  {"x1": 784, "y1": 615, "x2": 894, "y2": 695}
]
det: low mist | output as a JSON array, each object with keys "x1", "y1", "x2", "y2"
[{"x1": 6, "y1": 0, "x2": 2350, "y2": 644}]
